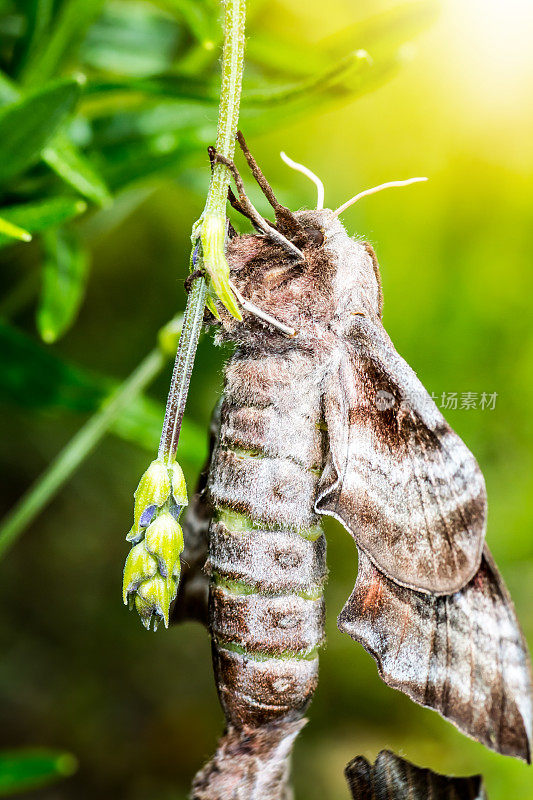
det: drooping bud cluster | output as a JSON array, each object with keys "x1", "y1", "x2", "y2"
[{"x1": 123, "y1": 458, "x2": 188, "y2": 630}]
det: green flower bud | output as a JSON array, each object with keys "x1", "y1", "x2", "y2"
[
  {"x1": 122, "y1": 541, "x2": 158, "y2": 604},
  {"x1": 170, "y1": 461, "x2": 188, "y2": 506},
  {"x1": 132, "y1": 459, "x2": 171, "y2": 535},
  {"x1": 144, "y1": 512, "x2": 184, "y2": 584},
  {"x1": 125, "y1": 526, "x2": 143, "y2": 544},
  {"x1": 136, "y1": 574, "x2": 176, "y2": 629},
  {"x1": 124, "y1": 456, "x2": 190, "y2": 630}
]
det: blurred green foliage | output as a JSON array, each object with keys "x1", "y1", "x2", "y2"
[
  {"x1": 0, "y1": 749, "x2": 76, "y2": 796},
  {"x1": 0, "y1": 0, "x2": 532, "y2": 798}
]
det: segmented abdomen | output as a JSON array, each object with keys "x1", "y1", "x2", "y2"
[{"x1": 206, "y1": 350, "x2": 327, "y2": 728}]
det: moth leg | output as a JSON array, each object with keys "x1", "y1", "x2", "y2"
[
  {"x1": 208, "y1": 145, "x2": 263, "y2": 232},
  {"x1": 236, "y1": 130, "x2": 303, "y2": 236},
  {"x1": 184, "y1": 268, "x2": 206, "y2": 294},
  {"x1": 212, "y1": 151, "x2": 304, "y2": 261},
  {"x1": 227, "y1": 187, "x2": 264, "y2": 233},
  {"x1": 229, "y1": 280, "x2": 297, "y2": 338}
]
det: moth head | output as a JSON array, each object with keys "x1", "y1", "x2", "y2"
[
  {"x1": 223, "y1": 208, "x2": 382, "y2": 345},
  {"x1": 218, "y1": 150, "x2": 426, "y2": 345}
]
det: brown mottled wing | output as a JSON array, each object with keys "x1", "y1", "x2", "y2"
[
  {"x1": 339, "y1": 547, "x2": 532, "y2": 761},
  {"x1": 345, "y1": 750, "x2": 487, "y2": 800},
  {"x1": 316, "y1": 316, "x2": 486, "y2": 594}
]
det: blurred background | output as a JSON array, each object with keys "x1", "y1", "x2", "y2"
[{"x1": 0, "y1": 0, "x2": 532, "y2": 797}]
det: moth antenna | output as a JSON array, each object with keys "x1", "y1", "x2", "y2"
[
  {"x1": 229, "y1": 281, "x2": 297, "y2": 338},
  {"x1": 280, "y1": 151, "x2": 325, "y2": 210},
  {"x1": 333, "y1": 177, "x2": 428, "y2": 217}
]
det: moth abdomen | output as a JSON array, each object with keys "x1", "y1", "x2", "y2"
[
  {"x1": 207, "y1": 519, "x2": 326, "y2": 596},
  {"x1": 207, "y1": 518, "x2": 326, "y2": 727},
  {"x1": 220, "y1": 401, "x2": 324, "y2": 468},
  {"x1": 206, "y1": 349, "x2": 328, "y2": 729},
  {"x1": 213, "y1": 646, "x2": 320, "y2": 727},
  {"x1": 209, "y1": 449, "x2": 319, "y2": 530},
  {"x1": 210, "y1": 588, "x2": 325, "y2": 656}
]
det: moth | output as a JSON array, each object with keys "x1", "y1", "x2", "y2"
[{"x1": 176, "y1": 134, "x2": 532, "y2": 799}]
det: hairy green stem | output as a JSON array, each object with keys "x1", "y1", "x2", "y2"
[
  {"x1": 0, "y1": 348, "x2": 164, "y2": 559},
  {"x1": 158, "y1": 0, "x2": 246, "y2": 465},
  {"x1": 158, "y1": 276, "x2": 206, "y2": 463}
]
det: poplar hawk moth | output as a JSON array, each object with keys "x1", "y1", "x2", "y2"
[{"x1": 177, "y1": 135, "x2": 532, "y2": 797}]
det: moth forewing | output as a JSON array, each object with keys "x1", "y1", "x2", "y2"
[{"x1": 315, "y1": 321, "x2": 488, "y2": 595}]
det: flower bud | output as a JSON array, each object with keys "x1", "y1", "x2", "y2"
[
  {"x1": 124, "y1": 456, "x2": 189, "y2": 630},
  {"x1": 170, "y1": 462, "x2": 188, "y2": 506},
  {"x1": 136, "y1": 574, "x2": 176, "y2": 629},
  {"x1": 122, "y1": 541, "x2": 158, "y2": 604},
  {"x1": 144, "y1": 512, "x2": 184, "y2": 583},
  {"x1": 132, "y1": 459, "x2": 171, "y2": 534}
]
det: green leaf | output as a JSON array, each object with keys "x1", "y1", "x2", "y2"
[
  {"x1": 161, "y1": 0, "x2": 221, "y2": 45},
  {"x1": 0, "y1": 197, "x2": 87, "y2": 249},
  {"x1": 0, "y1": 748, "x2": 77, "y2": 796},
  {"x1": 0, "y1": 321, "x2": 206, "y2": 465},
  {"x1": 243, "y1": 49, "x2": 372, "y2": 106},
  {"x1": 0, "y1": 70, "x2": 111, "y2": 205},
  {"x1": 37, "y1": 229, "x2": 89, "y2": 343},
  {"x1": 97, "y1": 132, "x2": 200, "y2": 192},
  {"x1": 11, "y1": 0, "x2": 54, "y2": 77},
  {"x1": 0, "y1": 71, "x2": 19, "y2": 104},
  {"x1": 85, "y1": 73, "x2": 218, "y2": 103},
  {"x1": 0, "y1": 77, "x2": 83, "y2": 184},
  {"x1": 0, "y1": 217, "x2": 32, "y2": 242},
  {"x1": 80, "y1": 1, "x2": 183, "y2": 77},
  {"x1": 42, "y1": 132, "x2": 111, "y2": 206},
  {"x1": 19, "y1": 0, "x2": 106, "y2": 86}
]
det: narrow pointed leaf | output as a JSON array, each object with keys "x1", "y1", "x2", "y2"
[
  {"x1": 243, "y1": 49, "x2": 372, "y2": 105},
  {"x1": 0, "y1": 198, "x2": 87, "y2": 250},
  {"x1": 0, "y1": 749, "x2": 77, "y2": 796},
  {"x1": 19, "y1": 0, "x2": 105, "y2": 85},
  {"x1": 0, "y1": 70, "x2": 108, "y2": 203},
  {"x1": 11, "y1": 0, "x2": 54, "y2": 77},
  {"x1": 42, "y1": 132, "x2": 112, "y2": 206},
  {"x1": 36, "y1": 229, "x2": 89, "y2": 343},
  {"x1": 80, "y1": 1, "x2": 182, "y2": 77},
  {"x1": 201, "y1": 215, "x2": 241, "y2": 319},
  {"x1": 0, "y1": 217, "x2": 32, "y2": 242},
  {"x1": 0, "y1": 77, "x2": 82, "y2": 184}
]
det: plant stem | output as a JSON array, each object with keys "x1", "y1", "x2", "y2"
[
  {"x1": 158, "y1": 276, "x2": 206, "y2": 462},
  {"x1": 0, "y1": 348, "x2": 164, "y2": 559},
  {"x1": 204, "y1": 0, "x2": 247, "y2": 214},
  {"x1": 158, "y1": 0, "x2": 246, "y2": 465}
]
